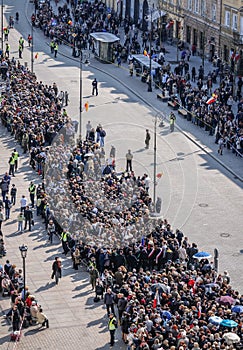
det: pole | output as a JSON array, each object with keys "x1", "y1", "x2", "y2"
[
  {"x1": 31, "y1": 22, "x2": 34, "y2": 73},
  {"x1": 1, "y1": 0, "x2": 3, "y2": 52},
  {"x1": 153, "y1": 114, "x2": 157, "y2": 208},
  {"x1": 148, "y1": 10, "x2": 152, "y2": 92},
  {"x1": 23, "y1": 256, "x2": 26, "y2": 305},
  {"x1": 79, "y1": 51, "x2": 83, "y2": 139}
]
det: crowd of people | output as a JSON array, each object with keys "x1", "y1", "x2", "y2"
[
  {"x1": 0, "y1": 259, "x2": 49, "y2": 339},
  {"x1": 0, "y1": 1, "x2": 242, "y2": 347},
  {"x1": 32, "y1": 0, "x2": 243, "y2": 157}
]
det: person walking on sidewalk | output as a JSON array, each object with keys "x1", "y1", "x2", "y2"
[
  {"x1": 24, "y1": 205, "x2": 33, "y2": 231},
  {"x1": 92, "y1": 78, "x2": 98, "y2": 96},
  {"x1": 13, "y1": 149, "x2": 19, "y2": 172},
  {"x1": 20, "y1": 195, "x2": 27, "y2": 213},
  {"x1": 18, "y1": 43, "x2": 23, "y2": 59},
  {"x1": 47, "y1": 219, "x2": 56, "y2": 244},
  {"x1": 10, "y1": 184, "x2": 17, "y2": 205},
  {"x1": 169, "y1": 112, "x2": 176, "y2": 132},
  {"x1": 8, "y1": 153, "x2": 15, "y2": 177},
  {"x1": 0, "y1": 208, "x2": 4, "y2": 230},
  {"x1": 17, "y1": 212, "x2": 24, "y2": 232},
  {"x1": 54, "y1": 42, "x2": 58, "y2": 58},
  {"x1": 5, "y1": 43, "x2": 10, "y2": 58},
  {"x1": 108, "y1": 313, "x2": 117, "y2": 347},
  {"x1": 51, "y1": 257, "x2": 62, "y2": 285},
  {"x1": 145, "y1": 129, "x2": 151, "y2": 149},
  {"x1": 4, "y1": 196, "x2": 11, "y2": 220},
  {"x1": 125, "y1": 149, "x2": 133, "y2": 172},
  {"x1": 28, "y1": 181, "x2": 36, "y2": 208}
]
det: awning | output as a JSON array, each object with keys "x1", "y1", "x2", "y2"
[
  {"x1": 132, "y1": 54, "x2": 162, "y2": 69},
  {"x1": 90, "y1": 32, "x2": 120, "y2": 43}
]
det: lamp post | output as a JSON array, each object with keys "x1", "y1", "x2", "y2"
[
  {"x1": 31, "y1": 21, "x2": 34, "y2": 73},
  {"x1": 153, "y1": 114, "x2": 157, "y2": 206},
  {"x1": 19, "y1": 244, "x2": 28, "y2": 305},
  {"x1": 79, "y1": 50, "x2": 90, "y2": 140},
  {"x1": 148, "y1": 10, "x2": 153, "y2": 92},
  {"x1": 1, "y1": 0, "x2": 3, "y2": 52}
]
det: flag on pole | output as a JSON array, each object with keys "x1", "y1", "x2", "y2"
[
  {"x1": 197, "y1": 302, "x2": 202, "y2": 318},
  {"x1": 206, "y1": 96, "x2": 216, "y2": 105}
]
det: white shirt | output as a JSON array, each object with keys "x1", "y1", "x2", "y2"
[{"x1": 20, "y1": 197, "x2": 27, "y2": 207}]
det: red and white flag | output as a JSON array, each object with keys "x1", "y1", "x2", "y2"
[{"x1": 153, "y1": 290, "x2": 160, "y2": 308}]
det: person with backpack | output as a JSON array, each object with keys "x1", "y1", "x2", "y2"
[
  {"x1": 89, "y1": 265, "x2": 99, "y2": 290},
  {"x1": 104, "y1": 288, "x2": 115, "y2": 316}
]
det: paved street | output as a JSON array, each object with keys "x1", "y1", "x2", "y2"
[{"x1": 0, "y1": 0, "x2": 242, "y2": 349}]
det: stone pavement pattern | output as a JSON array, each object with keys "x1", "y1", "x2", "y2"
[{"x1": 0, "y1": 0, "x2": 242, "y2": 349}]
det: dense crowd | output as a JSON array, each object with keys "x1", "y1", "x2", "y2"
[
  {"x1": 0, "y1": 2, "x2": 242, "y2": 348},
  {"x1": 32, "y1": 0, "x2": 243, "y2": 156}
]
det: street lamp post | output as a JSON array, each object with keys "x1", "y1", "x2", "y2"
[
  {"x1": 79, "y1": 50, "x2": 90, "y2": 140},
  {"x1": 153, "y1": 114, "x2": 157, "y2": 206},
  {"x1": 19, "y1": 244, "x2": 28, "y2": 305},
  {"x1": 31, "y1": 22, "x2": 34, "y2": 73},
  {"x1": 1, "y1": 0, "x2": 3, "y2": 52},
  {"x1": 148, "y1": 10, "x2": 153, "y2": 92},
  {"x1": 79, "y1": 50, "x2": 83, "y2": 140}
]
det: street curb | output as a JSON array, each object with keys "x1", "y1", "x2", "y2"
[
  {"x1": 25, "y1": 0, "x2": 242, "y2": 182},
  {"x1": 54, "y1": 47, "x2": 243, "y2": 183}
]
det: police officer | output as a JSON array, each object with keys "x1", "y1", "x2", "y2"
[
  {"x1": 54, "y1": 42, "x2": 58, "y2": 58},
  {"x1": 13, "y1": 149, "x2": 19, "y2": 171},
  {"x1": 8, "y1": 152, "x2": 15, "y2": 176},
  {"x1": 10, "y1": 184, "x2": 17, "y2": 206},
  {"x1": 28, "y1": 181, "x2": 36, "y2": 208},
  {"x1": 108, "y1": 313, "x2": 117, "y2": 347}
]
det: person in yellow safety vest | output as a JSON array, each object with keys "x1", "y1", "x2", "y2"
[
  {"x1": 18, "y1": 44, "x2": 23, "y2": 58},
  {"x1": 108, "y1": 313, "x2": 117, "y2": 347},
  {"x1": 169, "y1": 112, "x2": 176, "y2": 132},
  {"x1": 5, "y1": 43, "x2": 10, "y2": 58},
  {"x1": 13, "y1": 149, "x2": 19, "y2": 171},
  {"x1": 61, "y1": 231, "x2": 69, "y2": 255},
  {"x1": 54, "y1": 43, "x2": 58, "y2": 58},
  {"x1": 4, "y1": 27, "x2": 9, "y2": 41},
  {"x1": 8, "y1": 152, "x2": 16, "y2": 177},
  {"x1": 19, "y1": 36, "x2": 24, "y2": 50},
  {"x1": 28, "y1": 181, "x2": 36, "y2": 208},
  {"x1": 50, "y1": 40, "x2": 55, "y2": 54}
]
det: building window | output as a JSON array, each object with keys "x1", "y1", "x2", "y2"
[
  {"x1": 225, "y1": 10, "x2": 230, "y2": 27},
  {"x1": 199, "y1": 32, "x2": 204, "y2": 50},
  {"x1": 212, "y1": 3, "x2": 216, "y2": 21},
  {"x1": 193, "y1": 28, "x2": 198, "y2": 45},
  {"x1": 232, "y1": 14, "x2": 238, "y2": 31},
  {"x1": 201, "y1": 1, "x2": 206, "y2": 16},
  {"x1": 186, "y1": 25, "x2": 191, "y2": 44},
  {"x1": 194, "y1": 0, "x2": 199, "y2": 13},
  {"x1": 188, "y1": 0, "x2": 192, "y2": 11}
]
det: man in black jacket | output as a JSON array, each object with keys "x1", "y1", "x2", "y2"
[{"x1": 24, "y1": 206, "x2": 33, "y2": 231}]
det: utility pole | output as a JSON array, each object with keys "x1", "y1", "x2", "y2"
[
  {"x1": 153, "y1": 114, "x2": 157, "y2": 207},
  {"x1": 148, "y1": 10, "x2": 153, "y2": 92},
  {"x1": 1, "y1": 0, "x2": 3, "y2": 52},
  {"x1": 31, "y1": 22, "x2": 34, "y2": 73}
]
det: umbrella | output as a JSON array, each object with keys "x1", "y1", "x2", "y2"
[
  {"x1": 219, "y1": 296, "x2": 236, "y2": 305},
  {"x1": 193, "y1": 251, "x2": 212, "y2": 260},
  {"x1": 151, "y1": 283, "x2": 169, "y2": 294},
  {"x1": 231, "y1": 305, "x2": 243, "y2": 313},
  {"x1": 220, "y1": 319, "x2": 238, "y2": 328},
  {"x1": 208, "y1": 316, "x2": 223, "y2": 325},
  {"x1": 84, "y1": 152, "x2": 94, "y2": 157},
  {"x1": 205, "y1": 283, "x2": 220, "y2": 289},
  {"x1": 161, "y1": 310, "x2": 171, "y2": 320},
  {"x1": 223, "y1": 332, "x2": 240, "y2": 345}
]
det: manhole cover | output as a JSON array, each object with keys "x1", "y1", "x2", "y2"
[
  {"x1": 70, "y1": 80, "x2": 78, "y2": 83},
  {"x1": 198, "y1": 203, "x2": 209, "y2": 207},
  {"x1": 220, "y1": 233, "x2": 230, "y2": 238}
]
